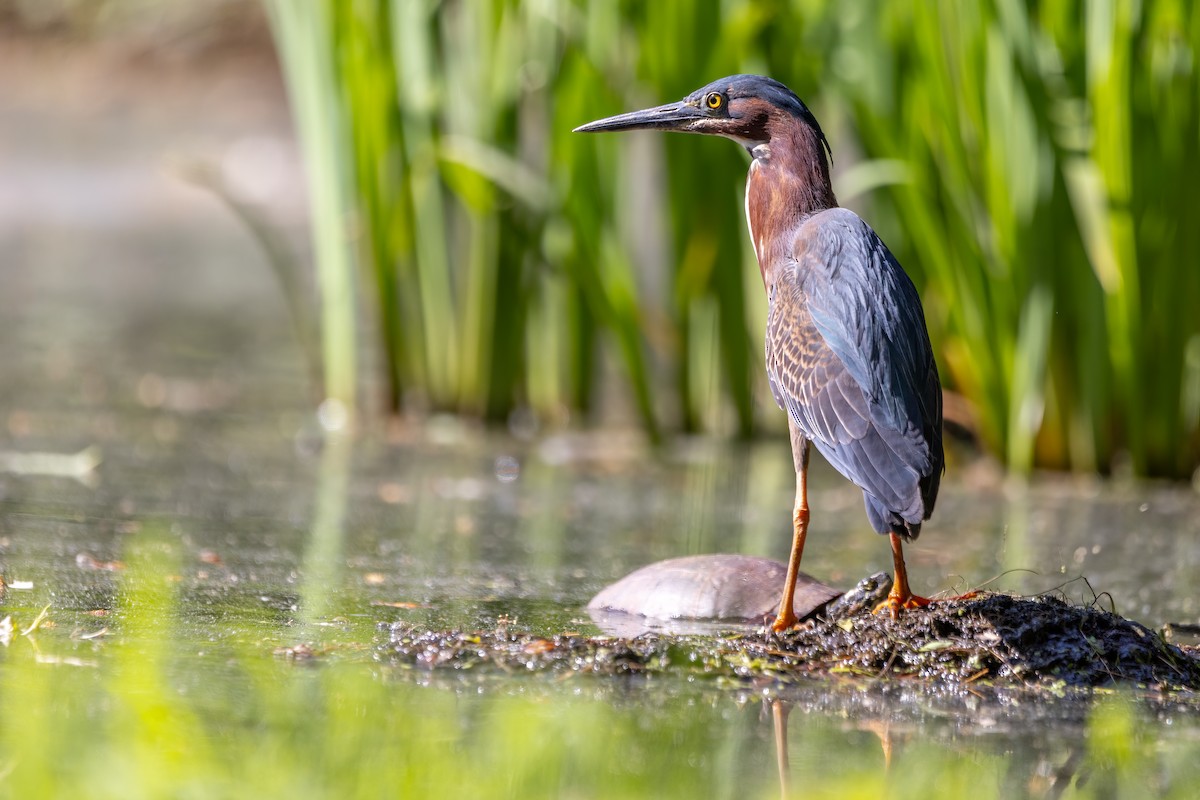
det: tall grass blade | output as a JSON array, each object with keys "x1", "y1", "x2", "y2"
[{"x1": 266, "y1": 1, "x2": 358, "y2": 416}]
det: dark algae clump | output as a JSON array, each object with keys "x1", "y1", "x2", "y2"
[
  {"x1": 762, "y1": 592, "x2": 1200, "y2": 688},
  {"x1": 381, "y1": 590, "x2": 1200, "y2": 692}
]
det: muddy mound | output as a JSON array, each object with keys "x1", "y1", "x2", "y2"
[
  {"x1": 380, "y1": 591, "x2": 1200, "y2": 691},
  {"x1": 766, "y1": 592, "x2": 1200, "y2": 688}
]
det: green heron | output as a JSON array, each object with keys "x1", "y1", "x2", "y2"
[{"x1": 575, "y1": 75, "x2": 944, "y2": 630}]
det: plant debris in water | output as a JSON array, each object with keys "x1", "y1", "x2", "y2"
[{"x1": 380, "y1": 591, "x2": 1200, "y2": 691}]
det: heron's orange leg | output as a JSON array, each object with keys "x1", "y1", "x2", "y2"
[
  {"x1": 873, "y1": 532, "x2": 931, "y2": 619},
  {"x1": 772, "y1": 439, "x2": 810, "y2": 632}
]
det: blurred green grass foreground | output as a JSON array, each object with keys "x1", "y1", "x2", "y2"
[
  {"x1": 0, "y1": 526, "x2": 1194, "y2": 799},
  {"x1": 16, "y1": 1, "x2": 1200, "y2": 480}
]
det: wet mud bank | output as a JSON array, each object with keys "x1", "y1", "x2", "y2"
[{"x1": 380, "y1": 591, "x2": 1200, "y2": 692}]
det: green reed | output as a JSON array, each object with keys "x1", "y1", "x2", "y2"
[
  {"x1": 267, "y1": 0, "x2": 1200, "y2": 477},
  {"x1": 826, "y1": 0, "x2": 1200, "y2": 476},
  {"x1": 266, "y1": 1, "x2": 359, "y2": 413}
]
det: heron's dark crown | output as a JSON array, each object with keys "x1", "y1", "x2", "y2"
[{"x1": 686, "y1": 75, "x2": 810, "y2": 119}]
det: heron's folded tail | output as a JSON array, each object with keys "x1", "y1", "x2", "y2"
[{"x1": 863, "y1": 493, "x2": 922, "y2": 541}]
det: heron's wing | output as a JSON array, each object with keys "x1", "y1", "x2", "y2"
[
  {"x1": 765, "y1": 208, "x2": 942, "y2": 522},
  {"x1": 765, "y1": 292, "x2": 872, "y2": 445}
]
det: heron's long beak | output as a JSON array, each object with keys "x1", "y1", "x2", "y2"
[{"x1": 573, "y1": 101, "x2": 704, "y2": 133}]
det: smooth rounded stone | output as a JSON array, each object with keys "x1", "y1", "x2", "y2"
[{"x1": 587, "y1": 554, "x2": 842, "y2": 634}]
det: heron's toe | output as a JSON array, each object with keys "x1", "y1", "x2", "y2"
[
  {"x1": 872, "y1": 592, "x2": 930, "y2": 619},
  {"x1": 770, "y1": 611, "x2": 799, "y2": 633}
]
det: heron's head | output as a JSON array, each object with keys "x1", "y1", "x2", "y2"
[{"x1": 573, "y1": 74, "x2": 831, "y2": 160}]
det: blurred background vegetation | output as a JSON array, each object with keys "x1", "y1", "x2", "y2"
[
  {"x1": 265, "y1": 0, "x2": 1200, "y2": 480},
  {"x1": 12, "y1": 0, "x2": 1200, "y2": 480}
]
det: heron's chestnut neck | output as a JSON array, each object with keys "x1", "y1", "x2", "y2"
[{"x1": 745, "y1": 117, "x2": 837, "y2": 288}]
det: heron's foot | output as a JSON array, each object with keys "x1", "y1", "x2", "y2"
[
  {"x1": 872, "y1": 590, "x2": 981, "y2": 619},
  {"x1": 872, "y1": 592, "x2": 930, "y2": 619},
  {"x1": 770, "y1": 610, "x2": 799, "y2": 633}
]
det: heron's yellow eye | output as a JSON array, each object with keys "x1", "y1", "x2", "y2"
[{"x1": 705, "y1": 92, "x2": 724, "y2": 110}]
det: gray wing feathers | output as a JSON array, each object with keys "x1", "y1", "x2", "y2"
[{"x1": 764, "y1": 208, "x2": 942, "y2": 533}]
